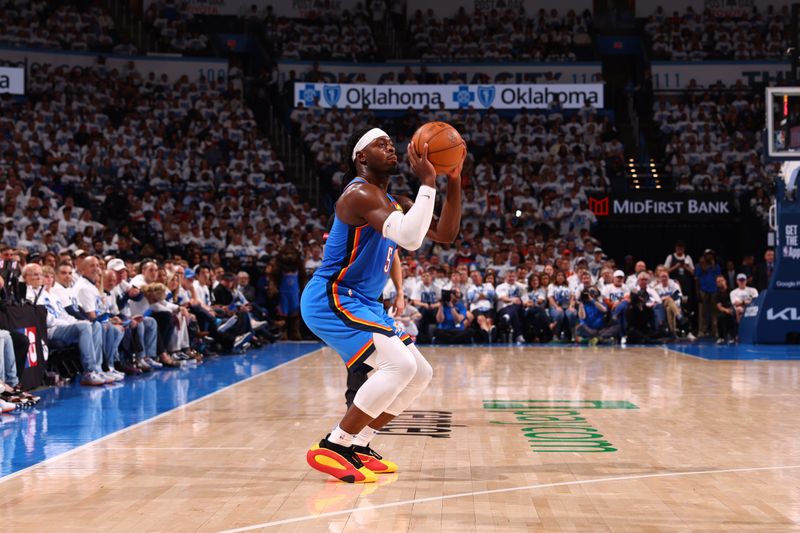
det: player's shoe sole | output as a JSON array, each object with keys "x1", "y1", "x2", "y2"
[
  {"x1": 353, "y1": 445, "x2": 398, "y2": 473},
  {"x1": 307, "y1": 443, "x2": 377, "y2": 483}
]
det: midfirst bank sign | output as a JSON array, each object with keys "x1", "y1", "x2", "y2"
[
  {"x1": 295, "y1": 82, "x2": 603, "y2": 110},
  {"x1": 589, "y1": 193, "x2": 737, "y2": 221}
]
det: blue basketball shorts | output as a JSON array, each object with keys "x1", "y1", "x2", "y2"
[{"x1": 300, "y1": 277, "x2": 412, "y2": 370}]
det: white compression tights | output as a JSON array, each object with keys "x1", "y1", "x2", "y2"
[{"x1": 351, "y1": 334, "x2": 433, "y2": 419}]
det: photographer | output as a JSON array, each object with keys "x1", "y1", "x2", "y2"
[
  {"x1": 626, "y1": 272, "x2": 664, "y2": 343},
  {"x1": 576, "y1": 286, "x2": 618, "y2": 345},
  {"x1": 432, "y1": 288, "x2": 473, "y2": 344}
]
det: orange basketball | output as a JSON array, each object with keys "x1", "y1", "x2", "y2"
[{"x1": 411, "y1": 122, "x2": 465, "y2": 174}]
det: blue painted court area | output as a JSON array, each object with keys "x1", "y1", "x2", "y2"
[
  {"x1": 666, "y1": 342, "x2": 800, "y2": 360},
  {"x1": 0, "y1": 342, "x2": 321, "y2": 479}
]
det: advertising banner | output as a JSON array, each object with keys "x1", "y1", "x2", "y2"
[
  {"x1": 280, "y1": 61, "x2": 602, "y2": 85},
  {"x1": 0, "y1": 46, "x2": 228, "y2": 83},
  {"x1": 0, "y1": 66, "x2": 24, "y2": 95},
  {"x1": 588, "y1": 193, "x2": 737, "y2": 221},
  {"x1": 772, "y1": 214, "x2": 800, "y2": 290},
  {"x1": 651, "y1": 61, "x2": 791, "y2": 90},
  {"x1": 294, "y1": 82, "x2": 603, "y2": 110}
]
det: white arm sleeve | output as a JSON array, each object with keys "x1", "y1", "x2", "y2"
[{"x1": 382, "y1": 185, "x2": 436, "y2": 251}]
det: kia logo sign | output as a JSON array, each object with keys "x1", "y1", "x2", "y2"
[
  {"x1": 589, "y1": 197, "x2": 609, "y2": 216},
  {"x1": 766, "y1": 307, "x2": 800, "y2": 321}
]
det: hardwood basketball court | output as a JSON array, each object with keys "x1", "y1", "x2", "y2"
[{"x1": 2, "y1": 344, "x2": 800, "y2": 532}]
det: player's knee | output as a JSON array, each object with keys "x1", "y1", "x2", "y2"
[
  {"x1": 414, "y1": 356, "x2": 433, "y2": 388},
  {"x1": 395, "y1": 353, "x2": 417, "y2": 384}
]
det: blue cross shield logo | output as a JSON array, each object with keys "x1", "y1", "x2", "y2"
[
  {"x1": 478, "y1": 86, "x2": 496, "y2": 108},
  {"x1": 452, "y1": 85, "x2": 475, "y2": 109},
  {"x1": 323, "y1": 85, "x2": 341, "y2": 107},
  {"x1": 298, "y1": 83, "x2": 320, "y2": 106}
]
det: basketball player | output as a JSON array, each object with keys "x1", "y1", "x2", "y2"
[{"x1": 301, "y1": 127, "x2": 464, "y2": 483}]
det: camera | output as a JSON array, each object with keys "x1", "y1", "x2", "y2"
[
  {"x1": 440, "y1": 289, "x2": 452, "y2": 303},
  {"x1": 580, "y1": 287, "x2": 599, "y2": 303}
]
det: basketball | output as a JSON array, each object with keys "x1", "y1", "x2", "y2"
[{"x1": 411, "y1": 122, "x2": 465, "y2": 174}]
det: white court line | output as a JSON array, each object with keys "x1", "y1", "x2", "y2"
[
  {"x1": 218, "y1": 463, "x2": 800, "y2": 532},
  {"x1": 663, "y1": 346, "x2": 708, "y2": 361},
  {"x1": 0, "y1": 348, "x2": 320, "y2": 485},
  {"x1": 99, "y1": 447, "x2": 254, "y2": 451}
]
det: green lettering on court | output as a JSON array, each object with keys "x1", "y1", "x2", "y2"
[{"x1": 483, "y1": 399, "x2": 637, "y2": 453}]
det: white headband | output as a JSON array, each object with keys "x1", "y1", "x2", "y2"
[{"x1": 351, "y1": 128, "x2": 389, "y2": 162}]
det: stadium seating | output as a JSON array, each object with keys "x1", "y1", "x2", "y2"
[
  {"x1": 0, "y1": 0, "x2": 132, "y2": 53},
  {"x1": 644, "y1": 5, "x2": 790, "y2": 61},
  {"x1": 406, "y1": 7, "x2": 593, "y2": 61}
]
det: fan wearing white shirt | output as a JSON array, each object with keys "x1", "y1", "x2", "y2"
[
  {"x1": 625, "y1": 261, "x2": 647, "y2": 290},
  {"x1": 652, "y1": 270, "x2": 683, "y2": 335},
  {"x1": 74, "y1": 256, "x2": 125, "y2": 381},
  {"x1": 547, "y1": 271, "x2": 577, "y2": 340},
  {"x1": 410, "y1": 270, "x2": 440, "y2": 344},
  {"x1": 730, "y1": 273, "x2": 759, "y2": 322},
  {"x1": 23, "y1": 263, "x2": 108, "y2": 386},
  {"x1": 632, "y1": 272, "x2": 665, "y2": 331},
  {"x1": 601, "y1": 270, "x2": 630, "y2": 340},
  {"x1": 496, "y1": 271, "x2": 526, "y2": 343},
  {"x1": 466, "y1": 270, "x2": 496, "y2": 341}
]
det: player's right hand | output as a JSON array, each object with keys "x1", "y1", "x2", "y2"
[{"x1": 407, "y1": 142, "x2": 436, "y2": 188}]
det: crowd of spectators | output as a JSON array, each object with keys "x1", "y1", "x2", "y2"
[
  {"x1": 0, "y1": 247, "x2": 281, "y2": 413},
  {"x1": 289, "y1": 96, "x2": 620, "y2": 219},
  {"x1": 0, "y1": 56, "x2": 317, "y2": 266},
  {"x1": 297, "y1": 234, "x2": 767, "y2": 348},
  {"x1": 144, "y1": 0, "x2": 210, "y2": 54},
  {"x1": 653, "y1": 80, "x2": 779, "y2": 224},
  {"x1": 645, "y1": 5, "x2": 790, "y2": 61},
  {"x1": 261, "y1": 6, "x2": 379, "y2": 62},
  {"x1": 0, "y1": 0, "x2": 134, "y2": 54},
  {"x1": 407, "y1": 7, "x2": 592, "y2": 62}
]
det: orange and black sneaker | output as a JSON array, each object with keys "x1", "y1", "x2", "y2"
[
  {"x1": 307, "y1": 437, "x2": 377, "y2": 483},
  {"x1": 352, "y1": 444, "x2": 398, "y2": 473}
]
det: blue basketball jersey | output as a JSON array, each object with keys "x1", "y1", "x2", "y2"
[
  {"x1": 301, "y1": 177, "x2": 414, "y2": 368},
  {"x1": 312, "y1": 178, "x2": 403, "y2": 301}
]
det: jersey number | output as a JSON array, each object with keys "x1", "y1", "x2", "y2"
[{"x1": 383, "y1": 247, "x2": 394, "y2": 273}]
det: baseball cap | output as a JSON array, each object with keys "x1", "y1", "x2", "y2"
[
  {"x1": 736, "y1": 273, "x2": 747, "y2": 281},
  {"x1": 704, "y1": 248, "x2": 715, "y2": 255},
  {"x1": 74, "y1": 249, "x2": 86, "y2": 258},
  {"x1": 613, "y1": 270, "x2": 625, "y2": 278},
  {"x1": 184, "y1": 268, "x2": 196, "y2": 279},
  {"x1": 594, "y1": 247, "x2": 603, "y2": 253},
  {"x1": 107, "y1": 258, "x2": 126, "y2": 271}
]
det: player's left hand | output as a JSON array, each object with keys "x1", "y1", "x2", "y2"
[
  {"x1": 446, "y1": 144, "x2": 467, "y2": 181},
  {"x1": 395, "y1": 293, "x2": 405, "y2": 316}
]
